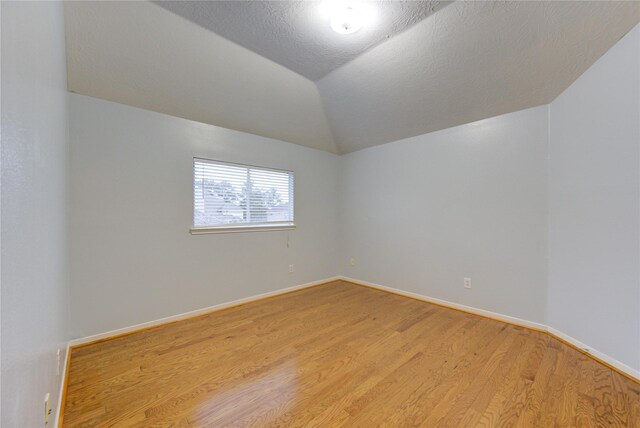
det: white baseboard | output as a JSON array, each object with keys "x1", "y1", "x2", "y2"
[
  {"x1": 338, "y1": 276, "x2": 640, "y2": 382},
  {"x1": 62, "y1": 275, "x2": 639, "y2": 384},
  {"x1": 55, "y1": 275, "x2": 639, "y2": 427},
  {"x1": 68, "y1": 276, "x2": 340, "y2": 347},
  {"x1": 338, "y1": 276, "x2": 547, "y2": 331},
  {"x1": 546, "y1": 326, "x2": 640, "y2": 381},
  {"x1": 54, "y1": 344, "x2": 70, "y2": 427}
]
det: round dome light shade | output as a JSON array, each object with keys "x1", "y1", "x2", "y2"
[{"x1": 330, "y1": 6, "x2": 363, "y2": 34}]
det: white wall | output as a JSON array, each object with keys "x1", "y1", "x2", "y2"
[
  {"x1": 548, "y1": 24, "x2": 640, "y2": 371},
  {"x1": 0, "y1": 6, "x2": 634, "y2": 425},
  {"x1": 339, "y1": 106, "x2": 549, "y2": 323},
  {"x1": 68, "y1": 94, "x2": 340, "y2": 338},
  {"x1": 59, "y1": 12, "x2": 640, "y2": 386},
  {"x1": 338, "y1": 24, "x2": 640, "y2": 373},
  {"x1": 1, "y1": 1, "x2": 69, "y2": 425}
]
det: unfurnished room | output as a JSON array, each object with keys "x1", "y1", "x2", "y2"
[{"x1": 2, "y1": 0, "x2": 640, "y2": 426}]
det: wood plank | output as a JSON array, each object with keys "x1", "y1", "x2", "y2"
[{"x1": 62, "y1": 281, "x2": 640, "y2": 427}]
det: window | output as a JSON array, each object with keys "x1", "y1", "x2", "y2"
[{"x1": 191, "y1": 158, "x2": 294, "y2": 233}]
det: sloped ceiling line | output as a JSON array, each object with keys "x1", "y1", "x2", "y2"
[
  {"x1": 155, "y1": 1, "x2": 448, "y2": 81},
  {"x1": 64, "y1": 1, "x2": 640, "y2": 155}
]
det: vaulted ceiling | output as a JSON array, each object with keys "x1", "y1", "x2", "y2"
[
  {"x1": 64, "y1": 1, "x2": 639, "y2": 154},
  {"x1": 155, "y1": 1, "x2": 447, "y2": 81}
]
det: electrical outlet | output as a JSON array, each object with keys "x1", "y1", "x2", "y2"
[
  {"x1": 44, "y1": 393, "x2": 51, "y2": 425},
  {"x1": 288, "y1": 264, "x2": 294, "y2": 273},
  {"x1": 464, "y1": 278, "x2": 472, "y2": 289},
  {"x1": 349, "y1": 257, "x2": 356, "y2": 266}
]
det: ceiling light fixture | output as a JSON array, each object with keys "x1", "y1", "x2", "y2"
[
  {"x1": 320, "y1": 1, "x2": 375, "y2": 35},
  {"x1": 330, "y1": 6, "x2": 362, "y2": 34}
]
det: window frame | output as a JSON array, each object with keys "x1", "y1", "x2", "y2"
[{"x1": 190, "y1": 157, "x2": 295, "y2": 234}]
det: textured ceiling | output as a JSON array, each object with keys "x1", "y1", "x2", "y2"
[
  {"x1": 64, "y1": 1, "x2": 640, "y2": 155},
  {"x1": 318, "y1": 1, "x2": 640, "y2": 152},
  {"x1": 156, "y1": 1, "x2": 446, "y2": 81}
]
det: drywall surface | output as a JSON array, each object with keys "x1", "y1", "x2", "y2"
[
  {"x1": 339, "y1": 106, "x2": 548, "y2": 323},
  {"x1": 64, "y1": 1, "x2": 337, "y2": 153},
  {"x1": 1, "y1": 1, "x2": 69, "y2": 425},
  {"x1": 68, "y1": 94, "x2": 340, "y2": 338},
  {"x1": 548, "y1": 24, "x2": 640, "y2": 371}
]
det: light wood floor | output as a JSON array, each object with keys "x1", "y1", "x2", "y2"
[{"x1": 62, "y1": 281, "x2": 639, "y2": 427}]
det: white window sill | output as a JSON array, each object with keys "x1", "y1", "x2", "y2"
[{"x1": 190, "y1": 223, "x2": 296, "y2": 235}]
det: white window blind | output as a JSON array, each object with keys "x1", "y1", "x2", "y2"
[{"x1": 192, "y1": 158, "x2": 294, "y2": 233}]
